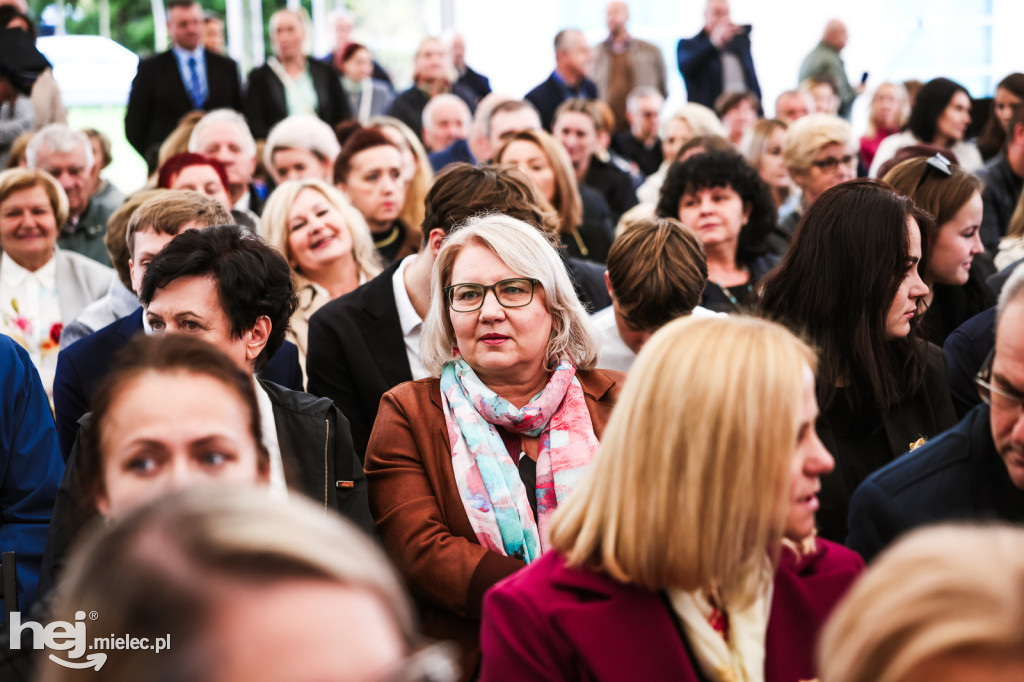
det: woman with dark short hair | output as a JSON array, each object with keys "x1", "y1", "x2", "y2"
[
  {"x1": 760, "y1": 179, "x2": 957, "y2": 543},
  {"x1": 656, "y1": 149, "x2": 777, "y2": 312}
]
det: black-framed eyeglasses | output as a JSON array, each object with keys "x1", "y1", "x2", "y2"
[
  {"x1": 975, "y1": 350, "x2": 1024, "y2": 412},
  {"x1": 809, "y1": 154, "x2": 856, "y2": 172},
  {"x1": 443, "y1": 278, "x2": 540, "y2": 312},
  {"x1": 916, "y1": 152, "x2": 953, "y2": 190}
]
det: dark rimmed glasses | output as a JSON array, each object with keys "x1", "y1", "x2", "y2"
[
  {"x1": 443, "y1": 278, "x2": 540, "y2": 312},
  {"x1": 916, "y1": 152, "x2": 952, "y2": 190},
  {"x1": 975, "y1": 351, "x2": 1024, "y2": 413},
  {"x1": 810, "y1": 154, "x2": 856, "y2": 172}
]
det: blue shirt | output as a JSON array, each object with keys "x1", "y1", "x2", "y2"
[{"x1": 172, "y1": 44, "x2": 208, "y2": 105}]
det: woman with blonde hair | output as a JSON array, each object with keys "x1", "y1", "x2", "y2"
[
  {"x1": 480, "y1": 315, "x2": 862, "y2": 681},
  {"x1": 818, "y1": 524, "x2": 1024, "y2": 682},
  {"x1": 262, "y1": 178, "x2": 382, "y2": 377},
  {"x1": 495, "y1": 128, "x2": 615, "y2": 262},
  {"x1": 637, "y1": 102, "x2": 726, "y2": 203},
  {"x1": 368, "y1": 115, "x2": 434, "y2": 237},
  {"x1": 365, "y1": 214, "x2": 623, "y2": 677},
  {"x1": 859, "y1": 82, "x2": 907, "y2": 170},
  {"x1": 742, "y1": 118, "x2": 796, "y2": 216},
  {"x1": 995, "y1": 187, "x2": 1024, "y2": 270}
]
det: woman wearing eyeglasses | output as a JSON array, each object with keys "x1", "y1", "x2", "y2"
[
  {"x1": 364, "y1": 214, "x2": 622, "y2": 679},
  {"x1": 760, "y1": 180, "x2": 958, "y2": 544},
  {"x1": 883, "y1": 154, "x2": 994, "y2": 346}
]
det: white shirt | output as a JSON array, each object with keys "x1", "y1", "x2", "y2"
[
  {"x1": 391, "y1": 255, "x2": 430, "y2": 380},
  {"x1": 0, "y1": 253, "x2": 61, "y2": 397},
  {"x1": 254, "y1": 380, "x2": 289, "y2": 500},
  {"x1": 592, "y1": 304, "x2": 726, "y2": 373}
]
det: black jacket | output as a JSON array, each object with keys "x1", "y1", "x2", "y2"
[{"x1": 244, "y1": 57, "x2": 351, "y2": 140}]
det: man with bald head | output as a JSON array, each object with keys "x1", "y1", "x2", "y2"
[
  {"x1": 525, "y1": 29, "x2": 598, "y2": 131},
  {"x1": 592, "y1": 2, "x2": 666, "y2": 133},
  {"x1": 799, "y1": 19, "x2": 864, "y2": 120},
  {"x1": 677, "y1": 0, "x2": 760, "y2": 109}
]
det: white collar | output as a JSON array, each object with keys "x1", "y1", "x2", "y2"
[
  {"x1": 1, "y1": 252, "x2": 56, "y2": 289},
  {"x1": 253, "y1": 379, "x2": 289, "y2": 500},
  {"x1": 391, "y1": 255, "x2": 423, "y2": 336},
  {"x1": 232, "y1": 189, "x2": 252, "y2": 213},
  {"x1": 172, "y1": 44, "x2": 204, "y2": 61}
]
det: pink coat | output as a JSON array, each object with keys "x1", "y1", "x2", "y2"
[{"x1": 480, "y1": 539, "x2": 863, "y2": 682}]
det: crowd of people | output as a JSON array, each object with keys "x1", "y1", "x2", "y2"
[{"x1": 1, "y1": 0, "x2": 1024, "y2": 679}]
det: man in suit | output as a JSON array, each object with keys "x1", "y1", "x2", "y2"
[
  {"x1": 676, "y1": 0, "x2": 761, "y2": 109},
  {"x1": 448, "y1": 32, "x2": 491, "y2": 104},
  {"x1": 124, "y1": 0, "x2": 242, "y2": 171},
  {"x1": 187, "y1": 109, "x2": 263, "y2": 216},
  {"x1": 847, "y1": 267, "x2": 1024, "y2": 562},
  {"x1": 52, "y1": 192, "x2": 301, "y2": 461},
  {"x1": 525, "y1": 29, "x2": 598, "y2": 131}
]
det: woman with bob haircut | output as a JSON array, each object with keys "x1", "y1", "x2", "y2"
[
  {"x1": 156, "y1": 151, "x2": 260, "y2": 233},
  {"x1": 339, "y1": 42, "x2": 395, "y2": 124},
  {"x1": 818, "y1": 524, "x2": 1024, "y2": 682},
  {"x1": 655, "y1": 148, "x2": 778, "y2": 312},
  {"x1": 37, "y1": 487, "x2": 457, "y2": 682},
  {"x1": 637, "y1": 103, "x2": 726, "y2": 204},
  {"x1": 479, "y1": 315, "x2": 862, "y2": 682},
  {"x1": 742, "y1": 118, "x2": 797, "y2": 216},
  {"x1": 883, "y1": 154, "x2": 993, "y2": 346},
  {"x1": 261, "y1": 178, "x2": 382, "y2": 378},
  {"x1": 365, "y1": 213, "x2": 623, "y2": 677},
  {"x1": 495, "y1": 128, "x2": 615, "y2": 262},
  {"x1": 368, "y1": 115, "x2": 434, "y2": 235},
  {"x1": 760, "y1": 179, "x2": 958, "y2": 543},
  {"x1": 869, "y1": 77, "x2": 983, "y2": 176},
  {"x1": 263, "y1": 114, "x2": 341, "y2": 184}
]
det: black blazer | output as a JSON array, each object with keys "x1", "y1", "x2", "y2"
[
  {"x1": 125, "y1": 49, "x2": 242, "y2": 170},
  {"x1": 243, "y1": 56, "x2": 351, "y2": 140},
  {"x1": 52, "y1": 307, "x2": 304, "y2": 461},
  {"x1": 306, "y1": 260, "x2": 409, "y2": 461}
]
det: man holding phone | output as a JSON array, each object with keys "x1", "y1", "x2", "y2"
[
  {"x1": 799, "y1": 19, "x2": 866, "y2": 120},
  {"x1": 676, "y1": 0, "x2": 761, "y2": 109}
]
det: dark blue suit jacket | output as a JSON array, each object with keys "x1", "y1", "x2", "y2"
[
  {"x1": 676, "y1": 28, "x2": 761, "y2": 109},
  {"x1": 53, "y1": 307, "x2": 303, "y2": 461},
  {"x1": 847, "y1": 404, "x2": 1024, "y2": 563},
  {"x1": 525, "y1": 71, "x2": 599, "y2": 131},
  {"x1": 428, "y1": 138, "x2": 475, "y2": 173}
]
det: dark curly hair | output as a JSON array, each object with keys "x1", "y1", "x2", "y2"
[
  {"x1": 140, "y1": 225, "x2": 298, "y2": 372},
  {"x1": 655, "y1": 149, "x2": 776, "y2": 264}
]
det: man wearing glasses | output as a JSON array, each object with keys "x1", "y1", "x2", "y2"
[{"x1": 847, "y1": 267, "x2": 1024, "y2": 562}]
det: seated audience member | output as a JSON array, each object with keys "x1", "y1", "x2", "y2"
[
  {"x1": 262, "y1": 178, "x2": 382, "y2": 380},
  {"x1": 760, "y1": 180, "x2": 957, "y2": 544},
  {"x1": 554, "y1": 98, "x2": 638, "y2": 222},
  {"x1": 869, "y1": 77, "x2": 983, "y2": 176},
  {"x1": 244, "y1": 8, "x2": 350, "y2": 141},
  {"x1": 188, "y1": 109, "x2": 264, "y2": 215},
  {"x1": 976, "y1": 72, "x2": 1024, "y2": 161},
  {"x1": 339, "y1": 43, "x2": 395, "y2": 124},
  {"x1": 367, "y1": 116, "x2": 434, "y2": 233},
  {"x1": 496, "y1": 129, "x2": 615, "y2": 263},
  {"x1": 307, "y1": 163, "x2": 609, "y2": 460},
  {"x1": 820, "y1": 525, "x2": 1024, "y2": 681},
  {"x1": 480, "y1": 315, "x2": 862, "y2": 682},
  {"x1": 364, "y1": 214, "x2": 623, "y2": 677},
  {"x1": 743, "y1": 118, "x2": 796, "y2": 218},
  {"x1": 775, "y1": 113, "x2": 856, "y2": 253},
  {"x1": 51, "y1": 192, "x2": 300, "y2": 461},
  {"x1": 485, "y1": 101, "x2": 544, "y2": 157},
  {"x1": 421, "y1": 93, "x2": 471, "y2": 155},
  {"x1": 848, "y1": 268, "x2": 1024, "y2": 561},
  {"x1": 81, "y1": 128, "x2": 124, "y2": 214},
  {"x1": 326, "y1": 8, "x2": 394, "y2": 91},
  {"x1": 883, "y1": 154, "x2": 993, "y2": 346},
  {"x1": 154, "y1": 110, "x2": 205, "y2": 172},
  {"x1": 25, "y1": 124, "x2": 117, "y2": 266},
  {"x1": 1, "y1": 7, "x2": 65, "y2": 134},
  {"x1": 655, "y1": 149, "x2": 777, "y2": 312},
  {"x1": 59, "y1": 189, "x2": 163, "y2": 349},
  {"x1": 943, "y1": 305, "x2": 998, "y2": 419},
  {"x1": 263, "y1": 114, "x2": 341, "y2": 184},
  {"x1": 0, "y1": 29, "x2": 35, "y2": 171},
  {"x1": 36, "y1": 488, "x2": 451, "y2": 682},
  {"x1": 675, "y1": 133, "x2": 736, "y2": 163},
  {"x1": 388, "y1": 37, "x2": 476, "y2": 142},
  {"x1": 715, "y1": 89, "x2": 760, "y2": 147},
  {"x1": 802, "y1": 74, "x2": 841, "y2": 116},
  {"x1": 334, "y1": 126, "x2": 419, "y2": 265},
  {"x1": 997, "y1": 184, "x2": 1024, "y2": 269},
  {"x1": 637, "y1": 102, "x2": 725, "y2": 203},
  {"x1": 0, "y1": 168, "x2": 111, "y2": 397},
  {"x1": 525, "y1": 29, "x2": 597, "y2": 131},
  {"x1": 774, "y1": 89, "x2": 814, "y2": 124},
  {"x1": 429, "y1": 93, "x2": 519, "y2": 170},
  {"x1": 157, "y1": 152, "x2": 260, "y2": 232},
  {"x1": 203, "y1": 11, "x2": 224, "y2": 53},
  {"x1": 448, "y1": 32, "x2": 491, "y2": 104},
  {"x1": 0, "y1": 334, "x2": 62, "y2": 617},
  {"x1": 593, "y1": 217, "x2": 718, "y2": 372},
  {"x1": 610, "y1": 86, "x2": 664, "y2": 177},
  {"x1": 981, "y1": 109, "x2": 1024, "y2": 253},
  {"x1": 859, "y1": 82, "x2": 907, "y2": 170}
]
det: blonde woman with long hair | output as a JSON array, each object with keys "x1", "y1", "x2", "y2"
[{"x1": 480, "y1": 316, "x2": 863, "y2": 682}]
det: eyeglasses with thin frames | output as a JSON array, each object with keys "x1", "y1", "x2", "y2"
[
  {"x1": 975, "y1": 351, "x2": 1024, "y2": 413},
  {"x1": 444, "y1": 278, "x2": 540, "y2": 312}
]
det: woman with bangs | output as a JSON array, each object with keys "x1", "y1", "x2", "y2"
[{"x1": 480, "y1": 315, "x2": 862, "y2": 682}]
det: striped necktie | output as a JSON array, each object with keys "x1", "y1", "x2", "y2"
[{"x1": 187, "y1": 56, "x2": 206, "y2": 109}]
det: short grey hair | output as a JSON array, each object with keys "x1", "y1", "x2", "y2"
[
  {"x1": 420, "y1": 213, "x2": 599, "y2": 376},
  {"x1": 661, "y1": 103, "x2": 726, "y2": 139},
  {"x1": 422, "y1": 93, "x2": 471, "y2": 133},
  {"x1": 188, "y1": 109, "x2": 257, "y2": 158},
  {"x1": 25, "y1": 123, "x2": 94, "y2": 171},
  {"x1": 997, "y1": 266, "x2": 1024, "y2": 331},
  {"x1": 626, "y1": 86, "x2": 664, "y2": 115},
  {"x1": 263, "y1": 115, "x2": 342, "y2": 174}
]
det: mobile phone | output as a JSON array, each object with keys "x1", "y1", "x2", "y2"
[{"x1": 860, "y1": 72, "x2": 869, "y2": 84}]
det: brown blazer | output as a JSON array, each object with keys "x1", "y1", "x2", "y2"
[{"x1": 364, "y1": 368, "x2": 624, "y2": 675}]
